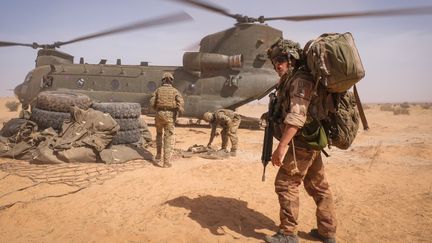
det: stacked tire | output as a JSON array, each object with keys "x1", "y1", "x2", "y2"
[
  {"x1": 91, "y1": 102, "x2": 142, "y2": 145},
  {"x1": 30, "y1": 91, "x2": 92, "y2": 131}
]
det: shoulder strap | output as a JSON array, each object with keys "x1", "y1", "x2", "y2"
[{"x1": 353, "y1": 85, "x2": 369, "y2": 130}]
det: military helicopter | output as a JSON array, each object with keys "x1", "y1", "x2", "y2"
[{"x1": 5, "y1": 0, "x2": 432, "y2": 122}]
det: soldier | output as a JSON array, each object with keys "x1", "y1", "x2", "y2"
[
  {"x1": 150, "y1": 72, "x2": 184, "y2": 168},
  {"x1": 264, "y1": 39, "x2": 337, "y2": 243},
  {"x1": 202, "y1": 109, "x2": 241, "y2": 156}
]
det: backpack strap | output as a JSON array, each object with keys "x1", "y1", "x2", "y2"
[{"x1": 353, "y1": 85, "x2": 369, "y2": 130}]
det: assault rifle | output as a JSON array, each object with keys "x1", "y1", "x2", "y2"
[{"x1": 261, "y1": 92, "x2": 276, "y2": 182}]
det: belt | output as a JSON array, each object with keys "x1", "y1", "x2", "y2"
[{"x1": 157, "y1": 108, "x2": 176, "y2": 111}]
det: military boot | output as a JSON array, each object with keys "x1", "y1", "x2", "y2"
[
  {"x1": 216, "y1": 148, "x2": 230, "y2": 158},
  {"x1": 264, "y1": 230, "x2": 299, "y2": 243},
  {"x1": 155, "y1": 147, "x2": 162, "y2": 161},
  {"x1": 230, "y1": 149, "x2": 237, "y2": 157},
  {"x1": 162, "y1": 161, "x2": 172, "y2": 168},
  {"x1": 309, "y1": 229, "x2": 336, "y2": 243}
]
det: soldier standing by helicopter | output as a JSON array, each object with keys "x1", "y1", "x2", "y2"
[
  {"x1": 264, "y1": 39, "x2": 337, "y2": 243},
  {"x1": 150, "y1": 73, "x2": 184, "y2": 168}
]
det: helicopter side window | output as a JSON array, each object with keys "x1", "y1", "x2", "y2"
[
  {"x1": 76, "y1": 78, "x2": 85, "y2": 88},
  {"x1": 147, "y1": 81, "x2": 157, "y2": 92},
  {"x1": 111, "y1": 79, "x2": 120, "y2": 90}
]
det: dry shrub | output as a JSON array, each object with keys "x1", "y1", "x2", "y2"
[
  {"x1": 379, "y1": 104, "x2": 394, "y2": 112},
  {"x1": 400, "y1": 102, "x2": 410, "y2": 109},
  {"x1": 393, "y1": 107, "x2": 410, "y2": 115},
  {"x1": 420, "y1": 103, "x2": 431, "y2": 109},
  {"x1": 5, "y1": 101, "x2": 20, "y2": 112},
  {"x1": 362, "y1": 104, "x2": 371, "y2": 110}
]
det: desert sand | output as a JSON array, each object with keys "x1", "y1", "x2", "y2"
[{"x1": 0, "y1": 96, "x2": 431, "y2": 243}]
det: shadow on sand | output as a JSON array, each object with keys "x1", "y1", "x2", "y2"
[{"x1": 166, "y1": 195, "x2": 276, "y2": 240}]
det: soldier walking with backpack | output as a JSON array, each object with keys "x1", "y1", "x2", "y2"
[
  {"x1": 264, "y1": 39, "x2": 337, "y2": 243},
  {"x1": 150, "y1": 72, "x2": 184, "y2": 168}
]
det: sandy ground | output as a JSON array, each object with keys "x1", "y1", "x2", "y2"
[{"x1": 0, "y1": 96, "x2": 431, "y2": 243}]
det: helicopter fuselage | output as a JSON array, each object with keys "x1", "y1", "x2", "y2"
[{"x1": 14, "y1": 23, "x2": 282, "y2": 118}]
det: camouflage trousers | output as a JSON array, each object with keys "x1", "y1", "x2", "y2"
[
  {"x1": 275, "y1": 145, "x2": 337, "y2": 238},
  {"x1": 155, "y1": 110, "x2": 176, "y2": 163},
  {"x1": 221, "y1": 116, "x2": 241, "y2": 151}
]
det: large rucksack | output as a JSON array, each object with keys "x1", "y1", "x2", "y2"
[
  {"x1": 305, "y1": 32, "x2": 365, "y2": 93},
  {"x1": 304, "y1": 32, "x2": 366, "y2": 150},
  {"x1": 322, "y1": 91, "x2": 360, "y2": 150}
]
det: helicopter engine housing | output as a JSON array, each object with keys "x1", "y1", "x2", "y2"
[{"x1": 182, "y1": 52, "x2": 243, "y2": 74}]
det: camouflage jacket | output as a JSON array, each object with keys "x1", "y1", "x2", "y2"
[
  {"x1": 150, "y1": 84, "x2": 184, "y2": 113},
  {"x1": 208, "y1": 109, "x2": 241, "y2": 145},
  {"x1": 274, "y1": 67, "x2": 314, "y2": 128},
  {"x1": 209, "y1": 109, "x2": 240, "y2": 129}
]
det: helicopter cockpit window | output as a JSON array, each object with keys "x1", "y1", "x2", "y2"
[
  {"x1": 147, "y1": 81, "x2": 157, "y2": 92},
  {"x1": 111, "y1": 79, "x2": 120, "y2": 90},
  {"x1": 76, "y1": 78, "x2": 85, "y2": 88},
  {"x1": 24, "y1": 71, "x2": 33, "y2": 83}
]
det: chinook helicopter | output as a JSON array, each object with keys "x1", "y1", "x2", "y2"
[{"x1": 5, "y1": 0, "x2": 432, "y2": 122}]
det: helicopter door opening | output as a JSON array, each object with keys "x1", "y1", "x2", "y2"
[{"x1": 221, "y1": 74, "x2": 241, "y2": 97}]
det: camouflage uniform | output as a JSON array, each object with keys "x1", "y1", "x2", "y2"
[
  {"x1": 150, "y1": 74, "x2": 184, "y2": 167},
  {"x1": 266, "y1": 39, "x2": 337, "y2": 242},
  {"x1": 205, "y1": 109, "x2": 241, "y2": 154},
  {"x1": 274, "y1": 69, "x2": 337, "y2": 239}
]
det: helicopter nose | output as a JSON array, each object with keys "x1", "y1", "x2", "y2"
[
  {"x1": 13, "y1": 83, "x2": 28, "y2": 106},
  {"x1": 14, "y1": 84, "x2": 22, "y2": 99}
]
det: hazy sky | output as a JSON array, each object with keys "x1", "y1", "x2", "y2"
[{"x1": 1, "y1": 0, "x2": 431, "y2": 103}]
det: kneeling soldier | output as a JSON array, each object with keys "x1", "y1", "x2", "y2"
[{"x1": 202, "y1": 109, "x2": 241, "y2": 156}]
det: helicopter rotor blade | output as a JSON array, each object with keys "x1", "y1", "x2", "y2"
[
  {"x1": 263, "y1": 6, "x2": 432, "y2": 22},
  {"x1": 0, "y1": 41, "x2": 40, "y2": 49},
  {"x1": 172, "y1": 0, "x2": 238, "y2": 20},
  {"x1": 54, "y1": 11, "x2": 193, "y2": 48}
]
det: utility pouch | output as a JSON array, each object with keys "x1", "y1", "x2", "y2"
[{"x1": 301, "y1": 121, "x2": 328, "y2": 150}]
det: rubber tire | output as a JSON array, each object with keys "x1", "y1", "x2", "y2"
[
  {"x1": 112, "y1": 129, "x2": 141, "y2": 145},
  {"x1": 115, "y1": 118, "x2": 140, "y2": 131},
  {"x1": 91, "y1": 102, "x2": 141, "y2": 119},
  {"x1": 30, "y1": 107, "x2": 70, "y2": 131},
  {"x1": 36, "y1": 91, "x2": 92, "y2": 112}
]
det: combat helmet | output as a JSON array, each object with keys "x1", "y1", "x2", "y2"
[
  {"x1": 267, "y1": 38, "x2": 302, "y2": 63},
  {"x1": 161, "y1": 72, "x2": 174, "y2": 82},
  {"x1": 202, "y1": 112, "x2": 213, "y2": 122}
]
